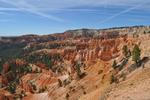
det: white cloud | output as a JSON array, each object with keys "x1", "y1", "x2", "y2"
[
  {"x1": 19, "y1": 0, "x2": 150, "y2": 9},
  {"x1": 1, "y1": 0, "x2": 150, "y2": 10},
  {"x1": 0, "y1": 0, "x2": 149, "y2": 22},
  {"x1": 0, "y1": 7, "x2": 20, "y2": 11},
  {"x1": 0, "y1": 0, "x2": 64, "y2": 22},
  {"x1": 99, "y1": 2, "x2": 146, "y2": 23}
]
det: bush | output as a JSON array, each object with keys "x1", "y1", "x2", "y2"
[
  {"x1": 39, "y1": 86, "x2": 47, "y2": 93},
  {"x1": 28, "y1": 54, "x2": 53, "y2": 69},
  {"x1": 122, "y1": 45, "x2": 128, "y2": 58},
  {"x1": 58, "y1": 79, "x2": 63, "y2": 87},
  {"x1": 120, "y1": 72, "x2": 126, "y2": 81},
  {"x1": 144, "y1": 31, "x2": 147, "y2": 34},
  {"x1": 112, "y1": 60, "x2": 117, "y2": 69},
  {"x1": 35, "y1": 68, "x2": 39, "y2": 73},
  {"x1": 66, "y1": 93, "x2": 69, "y2": 99},
  {"x1": 98, "y1": 70, "x2": 103, "y2": 75},
  {"x1": 22, "y1": 65, "x2": 32, "y2": 73},
  {"x1": 27, "y1": 66, "x2": 32, "y2": 73},
  {"x1": 7, "y1": 82, "x2": 16, "y2": 93},
  {"x1": 42, "y1": 55, "x2": 53, "y2": 68},
  {"x1": 110, "y1": 74, "x2": 118, "y2": 84},
  {"x1": 31, "y1": 83, "x2": 37, "y2": 91},
  {"x1": 0, "y1": 58, "x2": 5, "y2": 73}
]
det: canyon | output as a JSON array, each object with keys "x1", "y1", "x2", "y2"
[{"x1": 0, "y1": 26, "x2": 150, "y2": 100}]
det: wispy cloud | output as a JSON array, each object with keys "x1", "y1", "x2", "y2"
[
  {"x1": 0, "y1": 0, "x2": 64, "y2": 22},
  {"x1": 1, "y1": 0, "x2": 150, "y2": 11},
  {"x1": 14, "y1": 0, "x2": 150, "y2": 10},
  {"x1": 0, "y1": 7, "x2": 20, "y2": 11},
  {"x1": 0, "y1": 10, "x2": 14, "y2": 16},
  {"x1": 99, "y1": 2, "x2": 147, "y2": 23},
  {"x1": 0, "y1": 7, "x2": 110, "y2": 12},
  {"x1": 0, "y1": 0, "x2": 150, "y2": 23}
]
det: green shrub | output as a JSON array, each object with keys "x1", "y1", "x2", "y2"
[
  {"x1": 31, "y1": 83, "x2": 37, "y2": 91},
  {"x1": 42, "y1": 55, "x2": 53, "y2": 68},
  {"x1": 58, "y1": 79, "x2": 63, "y2": 87},
  {"x1": 112, "y1": 60, "x2": 117, "y2": 69},
  {"x1": 39, "y1": 86, "x2": 47, "y2": 93},
  {"x1": 0, "y1": 58, "x2": 5, "y2": 73},
  {"x1": 35, "y1": 68, "x2": 39, "y2": 73},
  {"x1": 110, "y1": 74, "x2": 118, "y2": 84},
  {"x1": 122, "y1": 45, "x2": 128, "y2": 58}
]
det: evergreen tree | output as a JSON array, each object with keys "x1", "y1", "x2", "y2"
[
  {"x1": 132, "y1": 44, "x2": 141, "y2": 64},
  {"x1": 76, "y1": 61, "x2": 82, "y2": 78},
  {"x1": 76, "y1": 63, "x2": 81, "y2": 76},
  {"x1": 43, "y1": 55, "x2": 52, "y2": 68}
]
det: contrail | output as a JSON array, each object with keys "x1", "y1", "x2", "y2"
[
  {"x1": 0, "y1": 7, "x2": 20, "y2": 11},
  {"x1": 0, "y1": 0, "x2": 64, "y2": 22},
  {"x1": 99, "y1": 3, "x2": 146, "y2": 24},
  {"x1": 0, "y1": 7, "x2": 104, "y2": 12}
]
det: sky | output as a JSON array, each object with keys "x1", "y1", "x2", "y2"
[{"x1": 0, "y1": 0, "x2": 150, "y2": 36}]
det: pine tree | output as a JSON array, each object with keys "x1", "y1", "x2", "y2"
[
  {"x1": 76, "y1": 62, "x2": 81, "y2": 77},
  {"x1": 132, "y1": 44, "x2": 141, "y2": 64}
]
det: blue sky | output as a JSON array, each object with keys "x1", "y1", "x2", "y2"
[{"x1": 0, "y1": 0, "x2": 150, "y2": 36}]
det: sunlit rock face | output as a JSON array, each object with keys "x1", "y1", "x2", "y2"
[{"x1": 61, "y1": 37, "x2": 121, "y2": 62}]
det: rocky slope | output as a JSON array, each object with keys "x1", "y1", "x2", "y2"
[{"x1": 0, "y1": 26, "x2": 150, "y2": 100}]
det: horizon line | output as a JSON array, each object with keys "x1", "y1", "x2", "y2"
[{"x1": 0, "y1": 25, "x2": 149, "y2": 37}]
